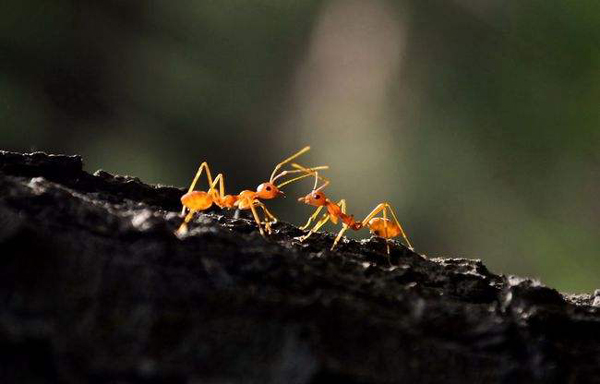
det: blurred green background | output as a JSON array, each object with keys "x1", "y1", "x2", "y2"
[{"x1": 1, "y1": 0, "x2": 598, "y2": 292}]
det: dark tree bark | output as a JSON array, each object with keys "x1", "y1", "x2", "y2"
[{"x1": 1, "y1": 150, "x2": 599, "y2": 384}]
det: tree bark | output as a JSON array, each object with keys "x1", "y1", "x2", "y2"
[{"x1": 1, "y1": 150, "x2": 599, "y2": 383}]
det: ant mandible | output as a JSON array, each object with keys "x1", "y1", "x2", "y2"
[
  {"x1": 178, "y1": 146, "x2": 327, "y2": 236},
  {"x1": 293, "y1": 164, "x2": 413, "y2": 254}
]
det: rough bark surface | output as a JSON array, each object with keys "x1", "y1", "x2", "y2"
[{"x1": 1, "y1": 150, "x2": 599, "y2": 384}]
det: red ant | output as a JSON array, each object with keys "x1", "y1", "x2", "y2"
[
  {"x1": 293, "y1": 164, "x2": 413, "y2": 254},
  {"x1": 178, "y1": 147, "x2": 327, "y2": 236}
]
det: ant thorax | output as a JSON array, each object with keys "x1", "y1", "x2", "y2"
[{"x1": 235, "y1": 190, "x2": 256, "y2": 210}]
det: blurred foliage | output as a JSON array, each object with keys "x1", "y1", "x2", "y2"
[{"x1": 1, "y1": 0, "x2": 598, "y2": 292}]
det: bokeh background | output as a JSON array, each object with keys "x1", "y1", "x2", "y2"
[{"x1": 1, "y1": 0, "x2": 598, "y2": 292}]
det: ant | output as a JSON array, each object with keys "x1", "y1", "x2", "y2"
[
  {"x1": 178, "y1": 146, "x2": 327, "y2": 236},
  {"x1": 293, "y1": 164, "x2": 413, "y2": 255}
]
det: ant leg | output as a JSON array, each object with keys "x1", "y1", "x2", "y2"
[
  {"x1": 181, "y1": 162, "x2": 214, "y2": 215},
  {"x1": 187, "y1": 162, "x2": 214, "y2": 194},
  {"x1": 254, "y1": 202, "x2": 277, "y2": 234},
  {"x1": 248, "y1": 204, "x2": 266, "y2": 237},
  {"x1": 299, "y1": 213, "x2": 330, "y2": 242},
  {"x1": 360, "y1": 203, "x2": 384, "y2": 226},
  {"x1": 262, "y1": 205, "x2": 278, "y2": 223},
  {"x1": 209, "y1": 173, "x2": 232, "y2": 209},
  {"x1": 301, "y1": 197, "x2": 345, "y2": 239},
  {"x1": 327, "y1": 199, "x2": 348, "y2": 249},
  {"x1": 382, "y1": 203, "x2": 412, "y2": 250},
  {"x1": 383, "y1": 208, "x2": 391, "y2": 255},
  {"x1": 252, "y1": 201, "x2": 275, "y2": 221},
  {"x1": 361, "y1": 203, "x2": 413, "y2": 250},
  {"x1": 386, "y1": 203, "x2": 414, "y2": 251},
  {"x1": 331, "y1": 224, "x2": 350, "y2": 251},
  {"x1": 177, "y1": 210, "x2": 197, "y2": 234},
  {"x1": 301, "y1": 206, "x2": 324, "y2": 230},
  {"x1": 299, "y1": 200, "x2": 344, "y2": 242},
  {"x1": 210, "y1": 173, "x2": 226, "y2": 200}
]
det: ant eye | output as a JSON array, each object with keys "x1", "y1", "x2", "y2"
[
  {"x1": 314, "y1": 194, "x2": 320, "y2": 199},
  {"x1": 266, "y1": 186, "x2": 272, "y2": 191}
]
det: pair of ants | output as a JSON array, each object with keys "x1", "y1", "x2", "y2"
[{"x1": 178, "y1": 146, "x2": 413, "y2": 254}]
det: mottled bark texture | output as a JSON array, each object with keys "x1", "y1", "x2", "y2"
[{"x1": 1, "y1": 150, "x2": 599, "y2": 384}]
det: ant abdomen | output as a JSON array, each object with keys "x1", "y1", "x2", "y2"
[
  {"x1": 368, "y1": 218, "x2": 401, "y2": 239},
  {"x1": 181, "y1": 191, "x2": 213, "y2": 211}
]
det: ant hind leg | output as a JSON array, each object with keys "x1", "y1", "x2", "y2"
[
  {"x1": 361, "y1": 203, "x2": 413, "y2": 250},
  {"x1": 383, "y1": 203, "x2": 413, "y2": 250}
]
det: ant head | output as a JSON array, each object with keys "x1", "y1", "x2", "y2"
[
  {"x1": 298, "y1": 190, "x2": 326, "y2": 207},
  {"x1": 256, "y1": 182, "x2": 283, "y2": 200}
]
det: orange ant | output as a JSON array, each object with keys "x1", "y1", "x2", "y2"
[
  {"x1": 293, "y1": 164, "x2": 413, "y2": 254},
  {"x1": 177, "y1": 146, "x2": 327, "y2": 236}
]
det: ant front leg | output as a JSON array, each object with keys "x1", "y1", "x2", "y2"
[
  {"x1": 298, "y1": 213, "x2": 330, "y2": 242},
  {"x1": 254, "y1": 201, "x2": 277, "y2": 234},
  {"x1": 300, "y1": 199, "x2": 345, "y2": 244},
  {"x1": 301, "y1": 206, "x2": 324, "y2": 230},
  {"x1": 248, "y1": 204, "x2": 266, "y2": 236},
  {"x1": 261, "y1": 204, "x2": 278, "y2": 225}
]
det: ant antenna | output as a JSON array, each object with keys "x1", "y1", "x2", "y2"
[
  {"x1": 275, "y1": 166, "x2": 329, "y2": 188},
  {"x1": 272, "y1": 165, "x2": 329, "y2": 183},
  {"x1": 269, "y1": 146, "x2": 311, "y2": 183},
  {"x1": 291, "y1": 163, "x2": 330, "y2": 191}
]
